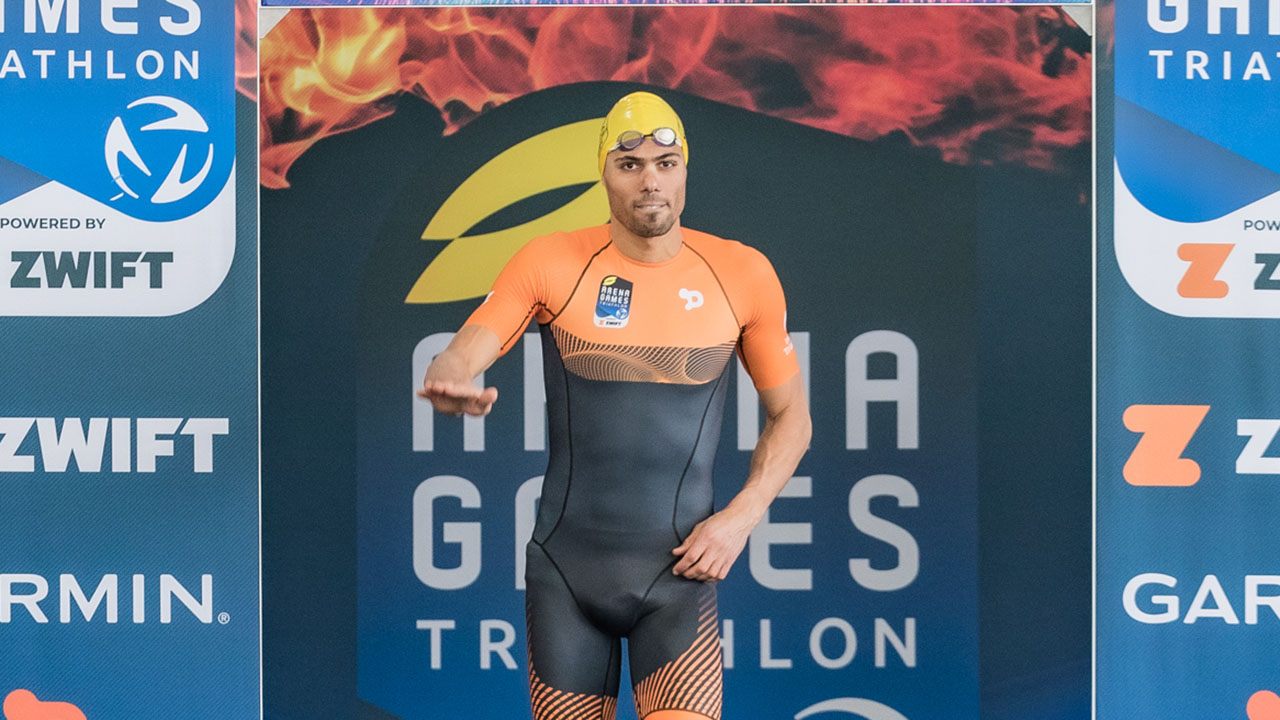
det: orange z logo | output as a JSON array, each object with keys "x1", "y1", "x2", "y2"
[
  {"x1": 1122, "y1": 405, "x2": 1211, "y2": 487},
  {"x1": 3, "y1": 690, "x2": 86, "y2": 720},
  {"x1": 1176, "y1": 244, "x2": 1234, "y2": 299}
]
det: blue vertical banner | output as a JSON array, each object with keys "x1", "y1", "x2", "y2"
[
  {"x1": 1099, "y1": 0, "x2": 1280, "y2": 718},
  {"x1": 0, "y1": 1, "x2": 259, "y2": 718}
]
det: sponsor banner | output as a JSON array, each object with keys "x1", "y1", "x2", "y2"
[
  {"x1": 0, "y1": 0, "x2": 235, "y2": 316},
  {"x1": 0, "y1": 2, "x2": 259, "y2": 719},
  {"x1": 1111, "y1": 0, "x2": 1280, "y2": 317},
  {"x1": 260, "y1": 6, "x2": 1091, "y2": 719},
  {"x1": 1099, "y1": 1, "x2": 1280, "y2": 718}
]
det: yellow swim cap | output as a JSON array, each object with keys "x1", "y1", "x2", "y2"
[{"x1": 597, "y1": 91, "x2": 689, "y2": 174}]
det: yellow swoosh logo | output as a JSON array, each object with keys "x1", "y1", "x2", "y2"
[{"x1": 406, "y1": 118, "x2": 608, "y2": 304}]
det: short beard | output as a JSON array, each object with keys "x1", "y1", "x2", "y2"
[{"x1": 624, "y1": 210, "x2": 675, "y2": 238}]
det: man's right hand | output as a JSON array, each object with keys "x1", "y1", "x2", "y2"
[
  {"x1": 417, "y1": 325, "x2": 503, "y2": 416},
  {"x1": 417, "y1": 380, "x2": 499, "y2": 417}
]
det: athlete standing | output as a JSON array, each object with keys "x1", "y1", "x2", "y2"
[{"x1": 419, "y1": 92, "x2": 811, "y2": 720}]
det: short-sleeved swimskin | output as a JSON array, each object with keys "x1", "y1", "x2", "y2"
[{"x1": 466, "y1": 224, "x2": 797, "y2": 720}]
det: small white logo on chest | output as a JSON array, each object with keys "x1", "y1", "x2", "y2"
[{"x1": 678, "y1": 288, "x2": 704, "y2": 311}]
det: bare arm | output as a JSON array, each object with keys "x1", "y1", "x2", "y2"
[
  {"x1": 672, "y1": 372, "x2": 812, "y2": 581},
  {"x1": 416, "y1": 324, "x2": 503, "y2": 416}
]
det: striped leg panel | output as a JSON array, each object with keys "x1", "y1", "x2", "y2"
[
  {"x1": 632, "y1": 592, "x2": 722, "y2": 720},
  {"x1": 529, "y1": 670, "x2": 619, "y2": 720}
]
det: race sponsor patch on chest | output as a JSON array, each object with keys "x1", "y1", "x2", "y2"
[{"x1": 594, "y1": 275, "x2": 633, "y2": 328}]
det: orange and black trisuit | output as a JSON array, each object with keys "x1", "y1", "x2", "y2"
[{"x1": 467, "y1": 224, "x2": 799, "y2": 720}]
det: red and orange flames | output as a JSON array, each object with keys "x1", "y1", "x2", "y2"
[
  {"x1": 260, "y1": 7, "x2": 1091, "y2": 189},
  {"x1": 236, "y1": 0, "x2": 257, "y2": 101}
]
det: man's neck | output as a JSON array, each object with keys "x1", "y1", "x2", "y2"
[{"x1": 609, "y1": 221, "x2": 684, "y2": 264}]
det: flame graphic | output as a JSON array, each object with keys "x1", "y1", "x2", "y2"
[
  {"x1": 236, "y1": 0, "x2": 257, "y2": 101},
  {"x1": 260, "y1": 7, "x2": 1090, "y2": 189},
  {"x1": 1098, "y1": 0, "x2": 1115, "y2": 62}
]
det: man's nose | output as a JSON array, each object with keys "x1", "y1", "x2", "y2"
[{"x1": 640, "y1": 163, "x2": 660, "y2": 192}]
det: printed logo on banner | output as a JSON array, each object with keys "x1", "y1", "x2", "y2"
[
  {"x1": 794, "y1": 697, "x2": 910, "y2": 720},
  {"x1": 2, "y1": 689, "x2": 86, "y2": 720},
  {"x1": 1249, "y1": 691, "x2": 1280, "y2": 720},
  {"x1": 404, "y1": 120, "x2": 608, "y2": 306},
  {"x1": 1121, "y1": 404, "x2": 1280, "y2": 483},
  {"x1": 0, "y1": 0, "x2": 236, "y2": 317},
  {"x1": 1115, "y1": 404, "x2": 1280, "y2": 625},
  {"x1": 1113, "y1": 167, "x2": 1280, "y2": 318},
  {"x1": 1113, "y1": 0, "x2": 1280, "y2": 318},
  {"x1": 105, "y1": 96, "x2": 216, "y2": 207}
]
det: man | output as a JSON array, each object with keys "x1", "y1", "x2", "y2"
[{"x1": 418, "y1": 91, "x2": 810, "y2": 720}]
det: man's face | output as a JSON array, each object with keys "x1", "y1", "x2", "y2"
[{"x1": 600, "y1": 138, "x2": 687, "y2": 238}]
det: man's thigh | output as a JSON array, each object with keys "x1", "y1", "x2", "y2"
[
  {"x1": 629, "y1": 577, "x2": 722, "y2": 720},
  {"x1": 526, "y1": 541, "x2": 622, "y2": 720}
]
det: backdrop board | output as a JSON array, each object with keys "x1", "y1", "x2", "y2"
[
  {"x1": 262, "y1": 0, "x2": 1091, "y2": 6},
  {"x1": 0, "y1": 1, "x2": 260, "y2": 719},
  {"x1": 260, "y1": 7, "x2": 1092, "y2": 720},
  {"x1": 1097, "y1": 0, "x2": 1280, "y2": 718}
]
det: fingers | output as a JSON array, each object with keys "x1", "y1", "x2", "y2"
[
  {"x1": 418, "y1": 384, "x2": 499, "y2": 417},
  {"x1": 420, "y1": 380, "x2": 485, "y2": 400},
  {"x1": 671, "y1": 544, "x2": 699, "y2": 575},
  {"x1": 672, "y1": 518, "x2": 741, "y2": 582},
  {"x1": 677, "y1": 552, "x2": 725, "y2": 582},
  {"x1": 461, "y1": 387, "x2": 499, "y2": 416},
  {"x1": 671, "y1": 521, "x2": 704, "y2": 571},
  {"x1": 673, "y1": 541, "x2": 726, "y2": 582}
]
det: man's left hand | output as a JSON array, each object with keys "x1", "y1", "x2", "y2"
[{"x1": 671, "y1": 506, "x2": 758, "y2": 582}]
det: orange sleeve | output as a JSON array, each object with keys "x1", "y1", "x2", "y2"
[
  {"x1": 738, "y1": 248, "x2": 800, "y2": 390},
  {"x1": 463, "y1": 238, "x2": 550, "y2": 356}
]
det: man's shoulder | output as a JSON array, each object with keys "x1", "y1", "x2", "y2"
[
  {"x1": 522, "y1": 225, "x2": 610, "y2": 259},
  {"x1": 682, "y1": 228, "x2": 773, "y2": 273}
]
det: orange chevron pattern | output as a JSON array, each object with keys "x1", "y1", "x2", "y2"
[
  {"x1": 632, "y1": 594, "x2": 723, "y2": 719},
  {"x1": 529, "y1": 669, "x2": 619, "y2": 720},
  {"x1": 552, "y1": 325, "x2": 735, "y2": 385}
]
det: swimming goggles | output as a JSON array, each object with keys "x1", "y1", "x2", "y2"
[{"x1": 610, "y1": 127, "x2": 683, "y2": 153}]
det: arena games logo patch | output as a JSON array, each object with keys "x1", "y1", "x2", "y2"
[{"x1": 594, "y1": 275, "x2": 632, "y2": 328}]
